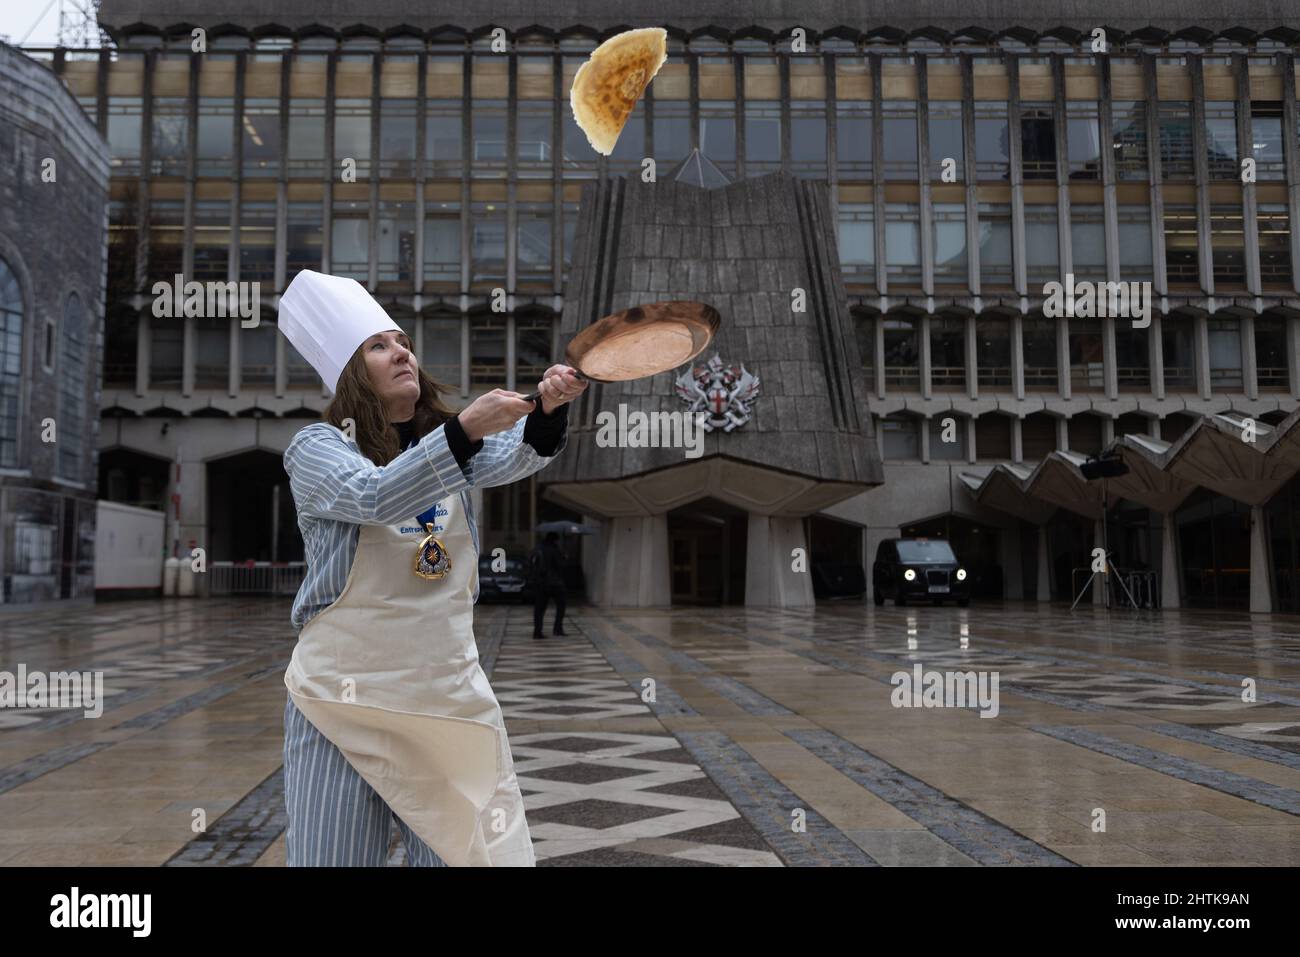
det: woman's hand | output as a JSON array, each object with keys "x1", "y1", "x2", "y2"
[
  {"x1": 536, "y1": 365, "x2": 588, "y2": 414},
  {"x1": 458, "y1": 389, "x2": 538, "y2": 443}
]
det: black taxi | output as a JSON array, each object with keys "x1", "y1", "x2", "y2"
[{"x1": 872, "y1": 538, "x2": 971, "y2": 607}]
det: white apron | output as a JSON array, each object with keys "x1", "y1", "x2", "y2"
[{"x1": 284, "y1": 490, "x2": 535, "y2": 867}]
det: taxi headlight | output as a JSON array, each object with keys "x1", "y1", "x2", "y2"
[
  {"x1": 903, "y1": 568, "x2": 917, "y2": 581},
  {"x1": 956, "y1": 568, "x2": 967, "y2": 581}
]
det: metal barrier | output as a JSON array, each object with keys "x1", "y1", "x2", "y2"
[{"x1": 208, "y1": 562, "x2": 306, "y2": 596}]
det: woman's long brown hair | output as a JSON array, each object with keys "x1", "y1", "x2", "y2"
[{"x1": 324, "y1": 347, "x2": 458, "y2": 466}]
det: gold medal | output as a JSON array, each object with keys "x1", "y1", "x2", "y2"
[{"x1": 414, "y1": 522, "x2": 452, "y2": 580}]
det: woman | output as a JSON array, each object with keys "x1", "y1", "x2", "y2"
[{"x1": 277, "y1": 270, "x2": 585, "y2": 866}]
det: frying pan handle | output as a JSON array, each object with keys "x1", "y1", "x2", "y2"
[{"x1": 521, "y1": 368, "x2": 589, "y2": 405}]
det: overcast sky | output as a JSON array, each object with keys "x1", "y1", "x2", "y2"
[{"x1": 0, "y1": 2, "x2": 97, "y2": 48}]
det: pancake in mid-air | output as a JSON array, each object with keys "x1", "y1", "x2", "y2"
[{"x1": 570, "y1": 27, "x2": 668, "y2": 156}]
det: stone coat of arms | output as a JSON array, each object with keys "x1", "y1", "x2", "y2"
[{"x1": 674, "y1": 354, "x2": 761, "y2": 432}]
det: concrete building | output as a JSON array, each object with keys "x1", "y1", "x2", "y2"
[
  {"x1": 0, "y1": 41, "x2": 109, "y2": 605},
  {"x1": 55, "y1": 1, "x2": 1300, "y2": 610}
]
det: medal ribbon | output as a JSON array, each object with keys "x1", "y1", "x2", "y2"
[{"x1": 402, "y1": 433, "x2": 446, "y2": 529}]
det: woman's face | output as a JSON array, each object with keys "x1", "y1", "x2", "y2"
[{"x1": 362, "y1": 330, "x2": 420, "y2": 413}]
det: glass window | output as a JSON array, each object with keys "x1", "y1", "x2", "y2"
[
  {"x1": 974, "y1": 100, "x2": 1009, "y2": 180},
  {"x1": 517, "y1": 201, "x2": 552, "y2": 280},
  {"x1": 1251, "y1": 102, "x2": 1285, "y2": 180},
  {"x1": 470, "y1": 200, "x2": 505, "y2": 283},
  {"x1": 1111, "y1": 101, "x2": 1147, "y2": 181},
  {"x1": 978, "y1": 203, "x2": 1013, "y2": 287},
  {"x1": 653, "y1": 99, "x2": 691, "y2": 167},
  {"x1": 423, "y1": 202, "x2": 460, "y2": 283},
  {"x1": 240, "y1": 320, "x2": 277, "y2": 387},
  {"x1": 1066, "y1": 101, "x2": 1101, "y2": 180},
  {"x1": 1207, "y1": 318, "x2": 1242, "y2": 390},
  {"x1": 975, "y1": 413, "x2": 1012, "y2": 460},
  {"x1": 148, "y1": 199, "x2": 184, "y2": 282},
  {"x1": 790, "y1": 100, "x2": 827, "y2": 179},
  {"x1": 882, "y1": 316, "x2": 919, "y2": 388},
  {"x1": 242, "y1": 97, "x2": 281, "y2": 177},
  {"x1": 107, "y1": 95, "x2": 143, "y2": 174},
  {"x1": 700, "y1": 100, "x2": 736, "y2": 177},
  {"x1": 927, "y1": 101, "x2": 963, "y2": 180},
  {"x1": 1210, "y1": 205, "x2": 1245, "y2": 286},
  {"x1": 376, "y1": 199, "x2": 415, "y2": 283},
  {"x1": 378, "y1": 98, "x2": 417, "y2": 177},
  {"x1": 1068, "y1": 318, "x2": 1104, "y2": 391},
  {"x1": 192, "y1": 199, "x2": 230, "y2": 282},
  {"x1": 1023, "y1": 316, "x2": 1057, "y2": 389},
  {"x1": 1204, "y1": 101, "x2": 1237, "y2": 180},
  {"x1": 286, "y1": 201, "x2": 323, "y2": 275},
  {"x1": 194, "y1": 318, "x2": 228, "y2": 388},
  {"x1": 149, "y1": 319, "x2": 183, "y2": 388},
  {"x1": 838, "y1": 203, "x2": 874, "y2": 279},
  {"x1": 196, "y1": 96, "x2": 235, "y2": 177},
  {"x1": 150, "y1": 96, "x2": 188, "y2": 176},
  {"x1": 1158, "y1": 102, "x2": 1193, "y2": 180},
  {"x1": 884, "y1": 204, "x2": 921, "y2": 285},
  {"x1": 1021, "y1": 412, "x2": 1058, "y2": 459},
  {"x1": 1020, "y1": 102, "x2": 1056, "y2": 180},
  {"x1": 976, "y1": 316, "x2": 1012, "y2": 388},
  {"x1": 287, "y1": 98, "x2": 326, "y2": 178},
  {"x1": 1117, "y1": 205, "x2": 1154, "y2": 283},
  {"x1": 561, "y1": 200, "x2": 580, "y2": 285},
  {"x1": 835, "y1": 102, "x2": 872, "y2": 178},
  {"x1": 471, "y1": 98, "x2": 506, "y2": 177},
  {"x1": 1070, "y1": 205, "x2": 1106, "y2": 280},
  {"x1": 421, "y1": 316, "x2": 461, "y2": 386},
  {"x1": 0, "y1": 258, "x2": 23, "y2": 466},
  {"x1": 880, "y1": 414, "x2": 921, "y2": 459},
  {"x1": 608, "y1": 101, "x2": 645, "y2": 174},
  {"x1": 515, "y1": 312, "x2": 554, "y2": 384},
  {"x1": 1116, "y1": 326, "x2": 1150, "y2": 391},
  {"x1": 334, "y1": 94, "x2": 373, "y2": 179},
  {"x1": 1164, "y1": 205, "x2": 1198, "y2": 284},
  {"x1": 330, "y1": 197, "x2": 369, "y2": 280},
  {"x1": 1162, "y1": 317, "x2": 1196, "y2": 390},
  {"x1": 1255, "y1": 316, "x2": 1289, "y2": 390},
  {"x1": 239, "y1": 200, "x2": 276, "y2": 283},
  {"x1": 470, "y1": 314, "x2": 506, "y2": 387},
  {"x1": 745, "y1": 100, "x2": 781, "y2": 174},
  {"x1": 929, "y1": 415, "x2": 967, "y2": 460},
  {"x1": 425, "y1": 99, "x2": 463, "y2": 177},
  {"x1": 1024, "y1": 204, "x2": 1059, "y2": 287},
  {"x1": 517, "y1": 101, "x2": 553, "y2": 177},
  {"x1": 881, "y1": 102, "x2": 918, "y2": 180},
  {"x1": 1259, "y1": 205, "x2": 1292, "y2": 286},
  {"x1": 932, "y1": 204, "x2": 967, "y2": 283},
  {"x1": 854, "y1": 312, "x2": 874, "y2": 374},
  {"x1": 930, "y1": 315, "x2": 966, "y2": 388}
]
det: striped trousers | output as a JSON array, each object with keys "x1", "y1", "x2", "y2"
[{"x1": 283, "y1": 694, "x2": 449, "y2": 867}]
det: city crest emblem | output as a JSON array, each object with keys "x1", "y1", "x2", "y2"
[{"x1": 413, "y1": 523, "x2": 452, "y2": 580}]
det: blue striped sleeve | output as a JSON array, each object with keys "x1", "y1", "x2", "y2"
[
  {"x1": 467, "y1": 416, "x2": 568, "y2": 489},
  {"x1": 285, "y1": 422, "x2": 474, "y2": 524}
]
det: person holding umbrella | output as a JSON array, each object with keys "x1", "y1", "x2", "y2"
[
  {"x1": 527, "y1": 531, "x2": 569, "y2": 640},
  {"x1": 276, "y1": 270, "x2": 586, "y2": 866}
]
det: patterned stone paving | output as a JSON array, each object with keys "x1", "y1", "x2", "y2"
[{"x1": 2, "y1": 597, "x2": 1300, "y2": 866}]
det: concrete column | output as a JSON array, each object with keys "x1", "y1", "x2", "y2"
[
  {"x1": 1160, "y1": 512, "x2": 1181, "y2": 609},
  {"x1": 599, "y1": 514, "x2": 670, "y2": 607},
  {"x1": 745, "y1": 514, "x2": 815, "y2": 608},
  {"x1": 1250, "y1": 505, "x2": 1273, "y2": 614},
  {"x1": 1036, "y1": 523, "x2": 1052, "y2": 601},
  {"x1": 1092, "y1": 517, "x2": 1105, "y2": 605}
]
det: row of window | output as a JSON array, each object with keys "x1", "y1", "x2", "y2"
[
  {"x1": 0, "y1": 257, "x2": 89, "y2": 475},
  {"x1": 858, "y1": 313, "x2": 1291, "y2": 393},
  {"x1": 875, "y1": 409, "x2": 1267, "y2": 462},
  {"x1": 103, "y1": 310, "x2": 555, "y2": 394},
  {"x1": 89, "y1": 92, "x2": 1300, "y2": 186}
]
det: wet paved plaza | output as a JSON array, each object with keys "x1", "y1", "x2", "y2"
[{"x1": 2, "y1": 598, "x2": 1299, "y2": 866}]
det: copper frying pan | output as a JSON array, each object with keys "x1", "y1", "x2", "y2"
[{"x1": 522, "y1": 300, "x2": 721, "y2": 403}]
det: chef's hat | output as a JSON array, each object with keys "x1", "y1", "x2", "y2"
[{"x1": 278, "y1": 270, "x2": 402, "y2": 393}]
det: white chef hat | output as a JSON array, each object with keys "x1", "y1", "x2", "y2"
[{"x1": 277, "y1": 270, "x2": 402, "y2": 393}]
